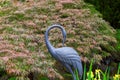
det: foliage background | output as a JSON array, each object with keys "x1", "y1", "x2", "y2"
[
  {"x1": 84, "y1": 0, "x2": 120, "y2": 29},
  {"x1": 0, "y1": 0, "x2": 119, "y2": 80}
]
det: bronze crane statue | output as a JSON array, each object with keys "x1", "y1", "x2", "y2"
[{"x1": 45, "y1": 24, "x2": 83, "y2": 80}]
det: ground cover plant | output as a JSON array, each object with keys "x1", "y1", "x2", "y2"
[
  {"x1": 64, "y1": 61, "x2": 120, "y2": 80},
  {"x1": 80, "y1": 61, "x2": 120, "y2": 80}
]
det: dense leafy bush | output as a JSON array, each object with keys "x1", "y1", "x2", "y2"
[{"x1": 84, "y1": 0, "x2": 120, "y2": 29}]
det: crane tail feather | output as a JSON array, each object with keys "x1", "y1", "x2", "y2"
[{"x1": 73, "y1": 61, "x2": 83, "y2": 77}]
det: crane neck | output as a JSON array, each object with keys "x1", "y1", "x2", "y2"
[{"x1": 45, "y1": 24, "x2": 66, "y2": 54}]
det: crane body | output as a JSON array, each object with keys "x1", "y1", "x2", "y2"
[{"x1": 45, "y1": 24, "x2": 83, "y2": 80}]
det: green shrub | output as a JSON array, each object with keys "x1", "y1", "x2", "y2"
[{"x1": 84, "y1": 0, "x2": 120, "y2": 29}]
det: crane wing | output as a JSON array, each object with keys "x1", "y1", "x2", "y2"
[{"x1": 55, "y1": 47, "x2": 81, "y2": 65}]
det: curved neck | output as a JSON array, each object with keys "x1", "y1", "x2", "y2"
[{"x1": 45, "y1": 24, "x2": 66, "y2": 54}]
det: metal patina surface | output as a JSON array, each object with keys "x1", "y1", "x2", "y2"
[{"x1": 45, "y1": 24, "x2": 83, "y2": 80}]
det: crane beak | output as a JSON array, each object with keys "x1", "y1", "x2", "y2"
[
  {"x1": 62, "y1": 36, "x2": 66, "y2": 47},
  {"x1": 62, "y1": 43, "x2": 65, "y2": 47}
]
